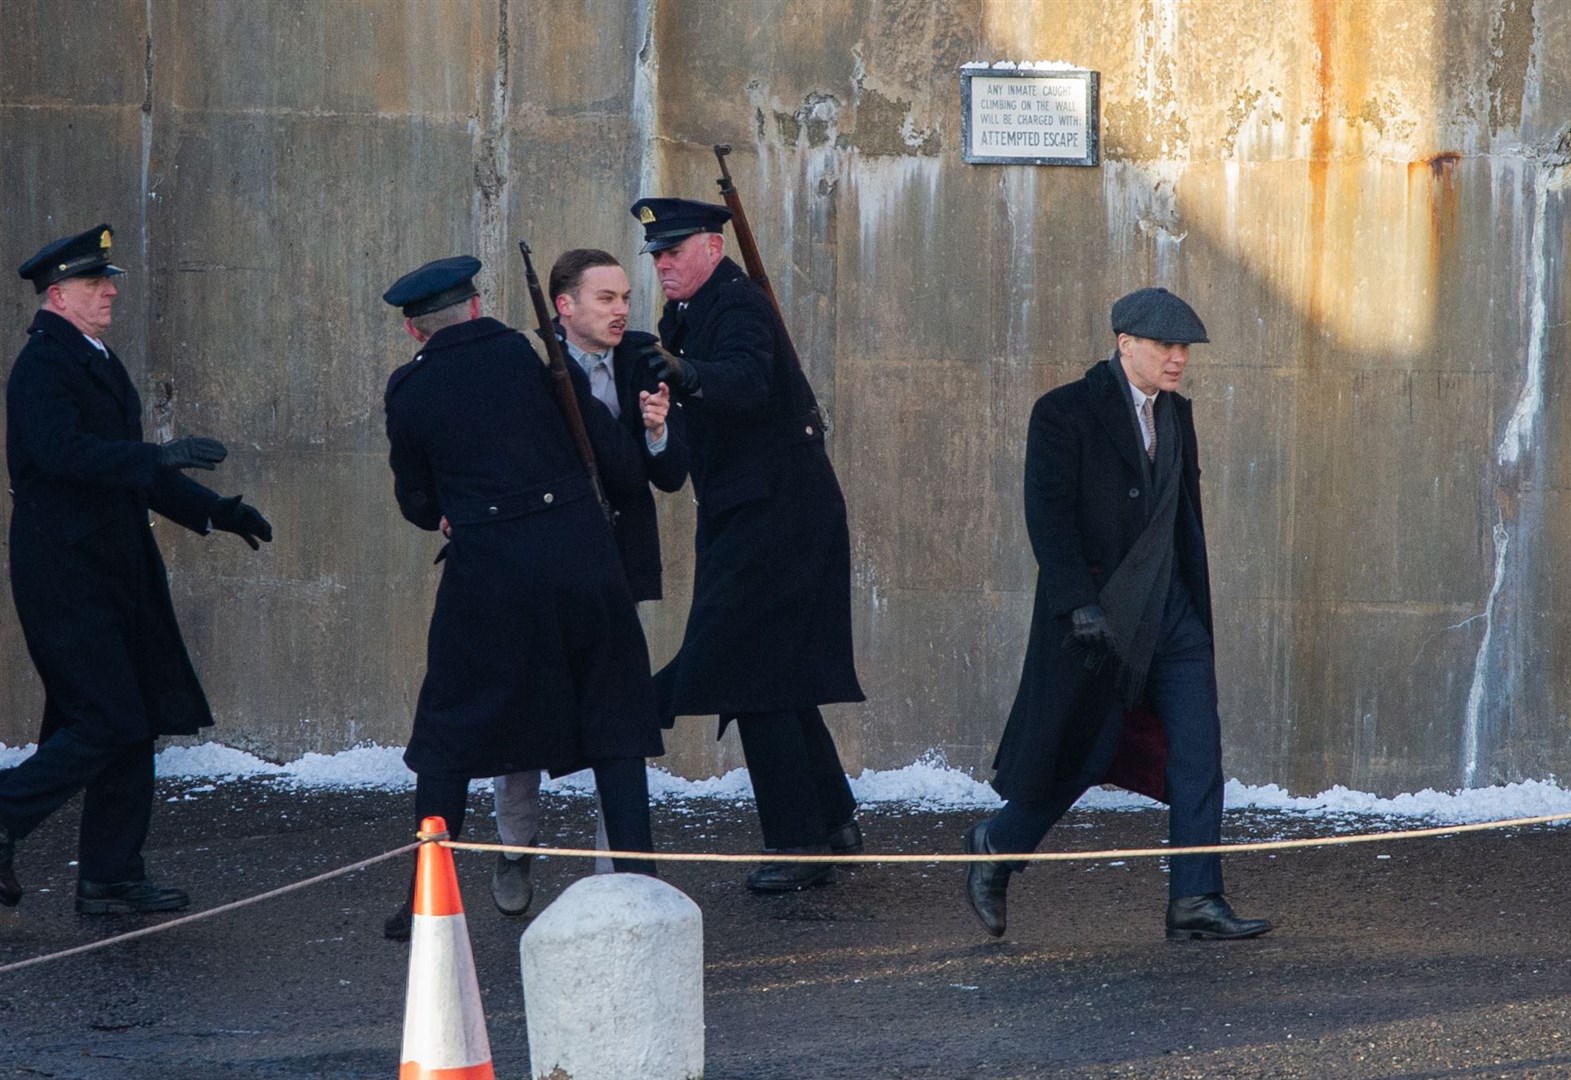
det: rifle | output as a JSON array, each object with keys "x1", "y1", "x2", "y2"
[
  {"x1": 712, "y1": 143, "x2": 783, "y2": 321},
  {"x1": 517, "y1": 238, "x2": 613, "y2": 523},
  {"x1": 712, "y1": 143, "x2": 828, "y2": 432}
]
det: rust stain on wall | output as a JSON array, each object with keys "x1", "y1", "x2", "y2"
[
  {"x1": 1305, "y1": 0, "x2": 1335, "y2": 366},
  {"x1": 1411, "y1": 150, "x2": 1462, "y2": 251}
]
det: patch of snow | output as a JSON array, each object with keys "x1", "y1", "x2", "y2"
[{"x1": 4, "y1": 741, "x2": 1569, "y2": 825}]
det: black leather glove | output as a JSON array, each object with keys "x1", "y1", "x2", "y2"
[
  {"x1": 210, "y1": 494, "x2": 273, "y2": 550},
  {"x1": 636, "y1": 340, "x2": 700, "y2": 395},
  {"x1": 157, "y1": 436, "x2": 227, "y2": 471},
  {"x1": 1064, "y1": 604, "x2": 1116, "y2": 658}
]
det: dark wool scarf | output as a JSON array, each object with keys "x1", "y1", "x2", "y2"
[{"x1": 1099, "y1": 358, "x2": 1182, "y2": 707}]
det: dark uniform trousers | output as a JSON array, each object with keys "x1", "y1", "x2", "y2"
[
  {"x1": 0, "y1": 568, "x2": 175, "y2": 885},
  {"x1": 988, "y1": 573, "x2": 1225, "y2": 899},
  {"x1": 0, "y1": 731, "x2": 154, "y2": 885},
  {"x1": 733, "y1": 707, "x2": 856, "y2": 851}
]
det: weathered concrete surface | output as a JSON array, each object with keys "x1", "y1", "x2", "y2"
[{"x1": 1, "y1": 0, "x2": 1569, "y2": 796}]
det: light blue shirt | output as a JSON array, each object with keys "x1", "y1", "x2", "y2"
[{"x1": 564, "y1": 337, "x2": 666, "y2": 455}]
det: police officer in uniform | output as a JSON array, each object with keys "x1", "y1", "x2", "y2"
[
  {"x1": 628, "y1": 197, "x2": 865, "y2": 892},
  {"x1": 964, "y1": 287, "x2": 1272, "y2": 941},
  {"x1": 0, "y1": 224, "x2": 272, "y2": 913},
  {"x1": 380, "y1": 256, "x2": 662, "y2": 939}
]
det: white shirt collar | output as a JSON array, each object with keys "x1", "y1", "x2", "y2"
[{"x1": 1126, "y1": 379, "x2": 1156, "y2": 413}]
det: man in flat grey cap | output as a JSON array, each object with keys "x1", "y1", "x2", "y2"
[
  {"x1": 0, "y1": 224, "x2": 271, "y2": 914},
  {"x1": 963, "y1": 287, "x2": 1272, "y2": 942}
]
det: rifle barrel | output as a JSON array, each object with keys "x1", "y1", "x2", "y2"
[{"x1": 517, "y1": 239, "x2": 613, "y2": 522}]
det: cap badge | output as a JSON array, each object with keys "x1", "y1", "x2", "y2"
[
  {"x1": 99, "y1": 230, "x2": 112, "y2": 251},
  {"x1": 639, "y1": 206, "x2": 656, "y2": 224}
]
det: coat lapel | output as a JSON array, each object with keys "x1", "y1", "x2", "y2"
[
  {"x1": 1087, "y1": 358, "x2": 1147, "y2": 476},
  {"x1": 31, "y1": 311, "x2": 133, "y2": 412}
]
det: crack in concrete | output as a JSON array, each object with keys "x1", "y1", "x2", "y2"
[{"x1": 473, "y1": 0, "x2": 510, "y2": 313}]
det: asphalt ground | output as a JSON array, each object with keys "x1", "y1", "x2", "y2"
[{"x1": 1, "y1": 778, "x2": 1569, "y2": 1079}]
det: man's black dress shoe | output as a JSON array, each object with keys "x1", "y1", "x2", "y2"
[
  {"x1": 746, "y1": 848, "x2": 836, "y2": 892},
  {"x1": 962, "y1": 820, "x2": 1012, "y2": 938},
  {"x1": 76, "y1": 879, "x2": 189, "y2": 915},
  {"x1": 1165, "y1": 894, "x2": 1273, "y2": 940},
  {"x1": 827, "y1": 819, "x2": 864, "y2": 856},
  {"x1": 383, "y1": 900, "x2": 413, "y2": 941},
  {"x1": 0, "y1": 823, "x2": 20, "y2": 907}
]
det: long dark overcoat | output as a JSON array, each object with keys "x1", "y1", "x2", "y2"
[
  {"x1": 571, "y1": 326, "x2": 690, "y2": 602},
  {"x1": 384, "y1": 316, "x2": 662, "y2": 779},
  {"x1": 6, "y1": 310, "x2": 220, "y2": 745},
  {"x1": 991, "y1": 358, "x2": 1214, "y2": 804},
  {"x1": 653, "y1": 257, "x2": 863, "y2": 721}
]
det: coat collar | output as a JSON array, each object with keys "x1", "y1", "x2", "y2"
[
  {"x1": 662, "y1": 255, "x2": 747, "y2": 332},
  {"x1": 388, "y1": 316, "x2": 518, "y2": 399},
  {"x1": 418, "y1": 315, "x2": 512, "y2": 356},
  {"x1": 553, "y1": 318, "x2": 655, "y2": 402},
  {"x1": 28, "y1": 308, "x2": 111, "y2": 364},
  {"x1": 27, "y1": 309, "x2": 131, "y2": 406}
]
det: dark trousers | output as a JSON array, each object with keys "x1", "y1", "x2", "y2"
[
  {"x1": 0, "y1": 725, "x2": 154, "y2": 884},
  {"x1": 734, "y1": 706, "x2": 856, "y2": 850},
  {"x1": 989, "y1": 580, "x2": 1225, "y2": 899},
  {"x1": 415, "y1": 757, "x2": 656, "y2": 875}
]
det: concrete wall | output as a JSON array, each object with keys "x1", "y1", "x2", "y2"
[{"x1": 0, "y1": 0, "x2": 1566, "y2": 795}]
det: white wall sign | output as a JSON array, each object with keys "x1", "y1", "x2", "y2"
[{"x1": 961, "y1": 64, "x2": 1100, "y2": 166}]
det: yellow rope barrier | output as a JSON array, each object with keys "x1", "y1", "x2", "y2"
[
  {"x1": 442, "y1": 809, "x2": 1571, "y2": 864},
  {"x1": 0, "y1": 840, "x2": 422, "y2": 977},
  {"x1": 6, "y1": 808, "x2": 1571, "y2": 976}
]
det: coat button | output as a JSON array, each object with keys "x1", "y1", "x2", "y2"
[
  {"x1": 805, "y1": 425, "x2": 814, "y2": 435},
  {"x1": 1128, "y1": 487, "x2": 1140, "y2": 498},
  {"x1": 543, "y1": 493, "x2": 554, "y2": 504},
  {"x1": 487, "y1": 505, "x2": 499, "y2": 515}
]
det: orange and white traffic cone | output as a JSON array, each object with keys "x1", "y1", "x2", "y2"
[{"x1": 399, "y1": 816, "x2": 495, "y2": 1080}]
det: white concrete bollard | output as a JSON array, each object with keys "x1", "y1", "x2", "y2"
[{"x1": 520, "y1": 873, "x2": 703, "y2": 1080}]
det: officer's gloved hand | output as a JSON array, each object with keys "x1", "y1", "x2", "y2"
[
  {"x1": 157, "y1": 436, "x2": 227, "y2": 471},
  {"x1": 636, "y1": 340, "x2": 700, "y2": 395},
  {"x1": 1064, "y1": 604, "x2": 1116, "y2": 660},
  {"x1": 210, "y1": 494, "x2": 273, "y2": 551}
]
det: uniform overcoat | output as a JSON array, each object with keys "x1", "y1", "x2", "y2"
[
  {"x1": 384, "y1": 316, "x2": 662, "y2": 779},
  {"x1": 652, "y1": 258, "x2": 864, "y2": 721},
  {"x1": 6, "y1": 310, "x2": 220, "y2": 744},
  {"x1": 991, "y1": 358, "x2": 1213, "y2": 803},
  {"x1": 566, "y1": 326, "x2": 689, "y2": 602}
]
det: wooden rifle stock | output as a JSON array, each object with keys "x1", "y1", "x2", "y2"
[
  {"x1": 712, "y1": 143, "x2": 830, "y2": 433},
  {"x1": 517, "y1": 238, "x2": 613, "y2": 522},
  {"x1": 713, "y1": 143, "x2": 784, "y2": 322}
]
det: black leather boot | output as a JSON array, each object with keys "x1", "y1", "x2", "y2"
[
  {"x1": 76, "y1": 879, "x2": 189, "y2": 915},
  {"x1": 1165, "y1": 894, "x2": 1273, "y2": 940},
  {"x1": 962, "y1": 820, "x2": 1013, "y2": 938},
  {"x1": 827, "y1": 818, "x2": 864, "y2": 855}
]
